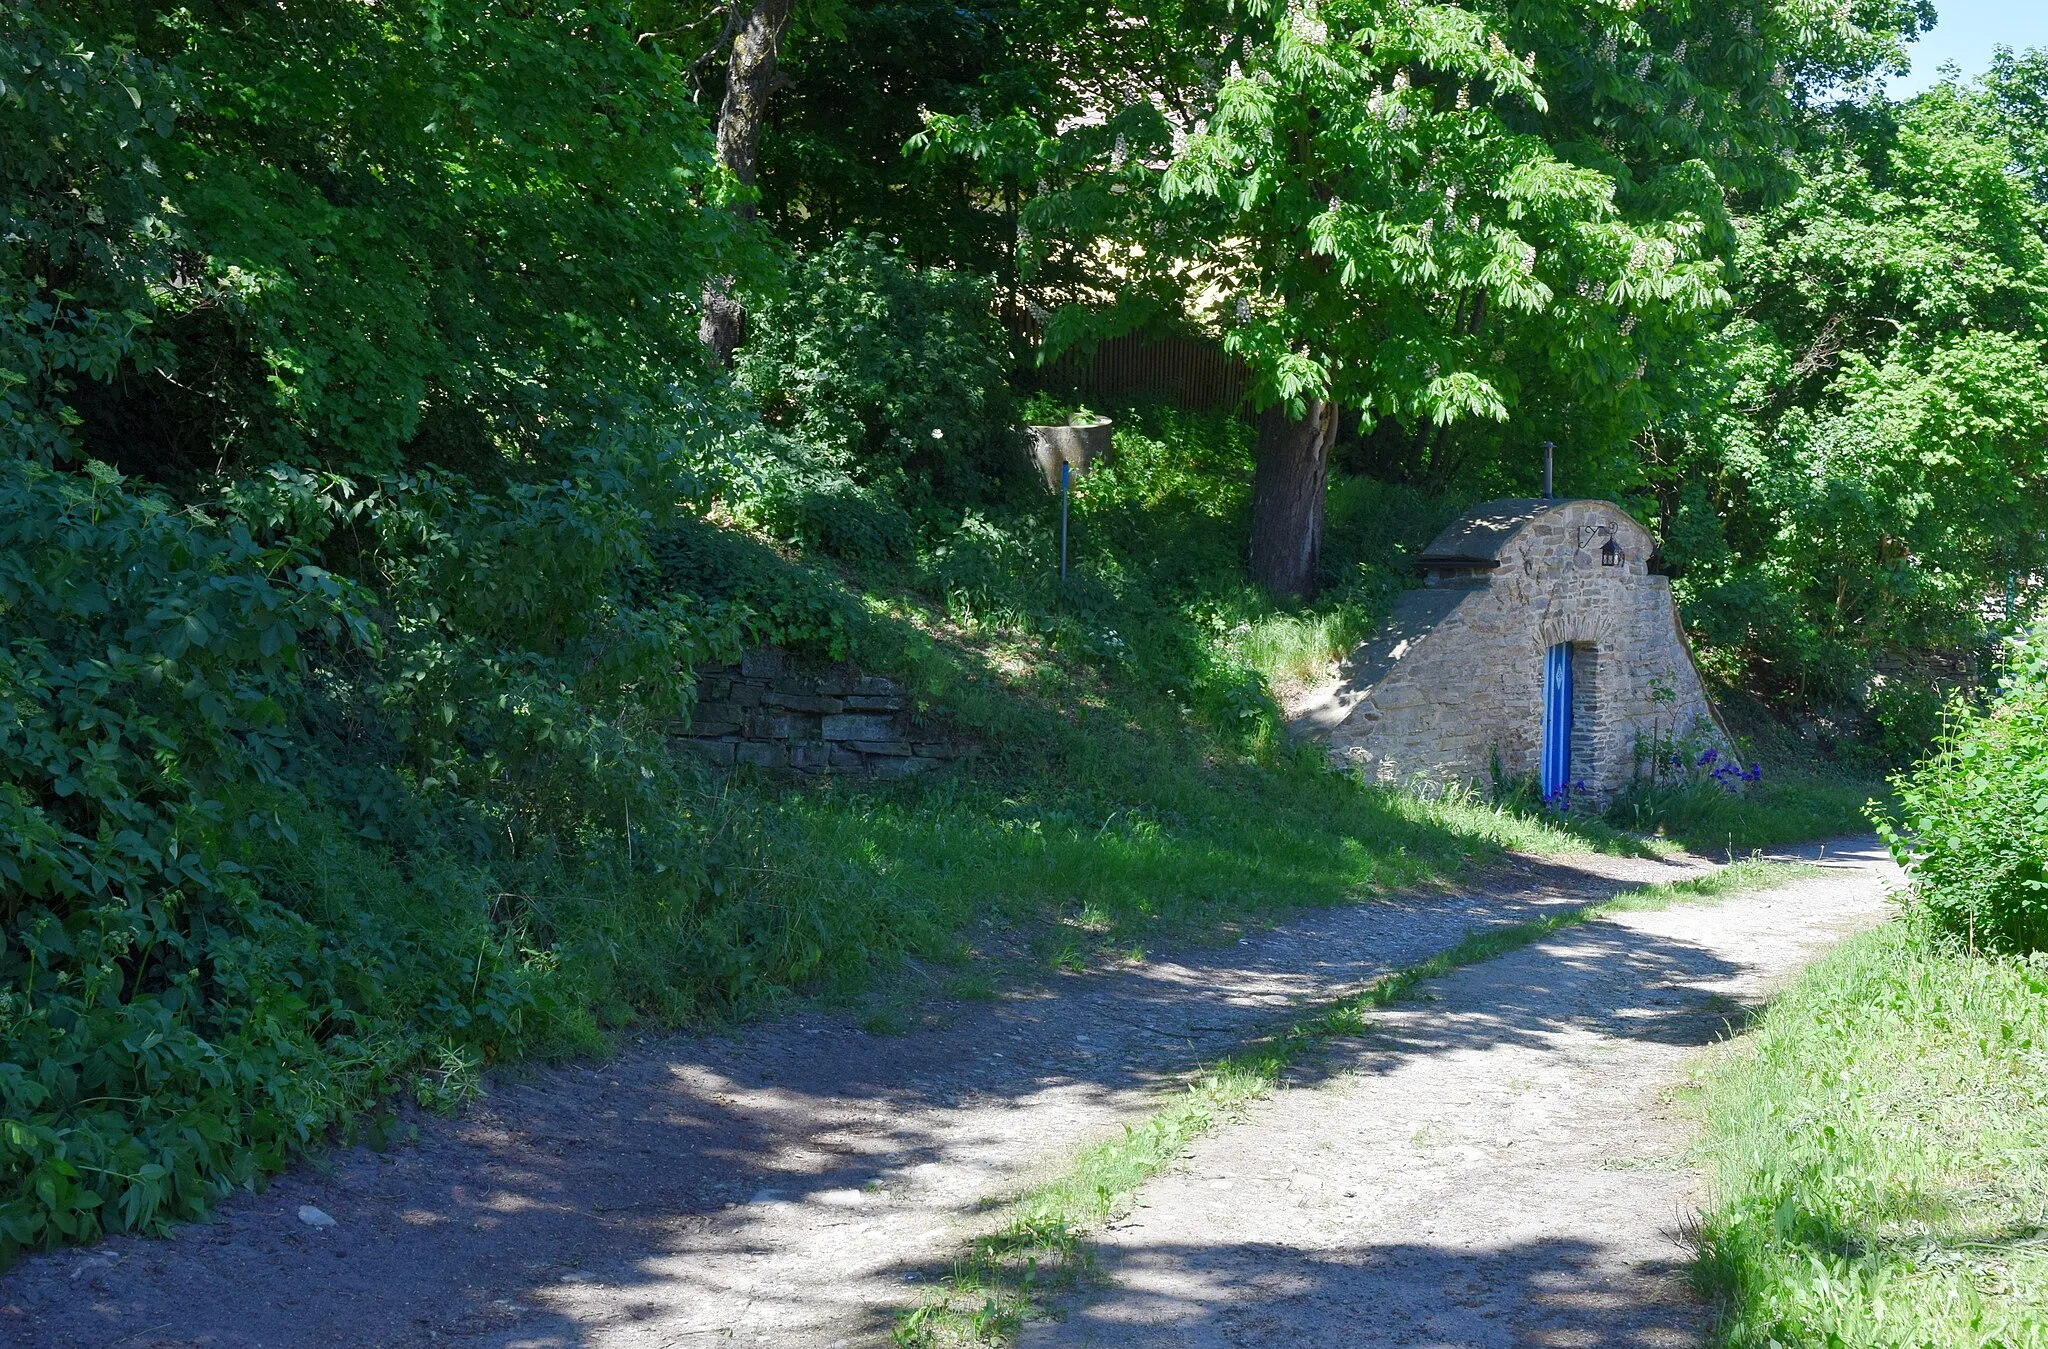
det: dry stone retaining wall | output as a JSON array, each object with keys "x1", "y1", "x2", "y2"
[{"x1": 682, "y1": 647, "x2": 976, "y2": 778}]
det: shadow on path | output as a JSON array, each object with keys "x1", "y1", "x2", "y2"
[
  {"x1": 1016, "y1": 845, "x2": 1895, "y2": 1349},
  {"x1": 0, "y1": 844, "x2": 1850, "y2": 1348}
]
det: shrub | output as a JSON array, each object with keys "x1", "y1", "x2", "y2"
[
  {"x1": 724, "y1": 428, "x2": 917, "y2": 566},
  {"x1": 1863, "y1": 670, "x2": 1948, "y2": 768},
  {"x1": 0, "y1": 459, "x2": 393, "y2": 1255},
  {"x1": 1879, "y1": 628, "x2": 2048, "y2": 953},
  {"x1": 739, "y1": 234, "x2": 1021, "y2": 499}
]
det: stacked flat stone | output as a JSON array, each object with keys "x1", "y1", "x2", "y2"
[{"x1": 682, "y1": 646, "x2": 979, "y2": 777}]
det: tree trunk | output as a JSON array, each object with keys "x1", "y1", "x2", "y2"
[
  {"x1": 1248, "y1": 398, "x2": 1338, "y2": 600},
  {"x1": 699, "y1": 0, "x2": 796, "y2": 366}
]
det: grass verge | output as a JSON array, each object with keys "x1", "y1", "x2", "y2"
[
  {"x1": 1693, "y1": 918, "x2": 2048, "y2": 1347},
  {"x1": 1605, "y1": 772, "x2": 1889, "y2": 855},
  {"x1": 896, "y1": 856, "x2": 1811, "y2": 1346}
]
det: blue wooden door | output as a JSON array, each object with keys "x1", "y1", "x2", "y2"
[{"x1": 1541, "y1": 643, "x2": 1573, "y2": 798}]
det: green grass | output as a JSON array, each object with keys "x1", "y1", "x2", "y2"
[
  {"x1": 897, "y1": 857, "x2": 1811, "y2": 1346},
  {"x1": 1694, "y1": 919, "x2": 2048, "y2": 1348},
  {"x1": 1605, "y1": 770, "x2": 1889, "y2": 855},
  {"x1": 748, "y1": 760, "x2": 1659, "y2": 1007}
]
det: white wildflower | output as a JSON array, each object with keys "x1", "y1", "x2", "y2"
[
  {"x1": 1635, "y1": 55, "x2": 1653, "y2": 80},
  {"x1": 1673, "y1": 39, "x2": 1687, "y2": 62}
]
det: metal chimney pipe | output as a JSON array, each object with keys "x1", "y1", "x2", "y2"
[{"x1": 1542, "y1": 441, "x2": 1554, "y2": 499}]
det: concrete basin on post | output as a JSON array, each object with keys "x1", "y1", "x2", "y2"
[{"x1": 1024, "y1": 415, "x2": 1112, "y2": 493}]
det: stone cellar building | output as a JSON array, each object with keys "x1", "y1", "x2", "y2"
[{"x1": 1293, "y1": 498, "x2": 1732, "y2": 800}]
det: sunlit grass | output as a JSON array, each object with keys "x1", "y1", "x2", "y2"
[
  {"x1": 1605, "y1": 771, "x2": 1888, "y2": 854},
  {"x1": 1694, "y1": 919, "x2": 2048, "y2": 1347},
  {"x1": 1219, "y1": 603, "x2": 1377, "y2": 692}
]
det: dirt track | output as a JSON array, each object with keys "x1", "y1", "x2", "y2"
[
  {"x1": 1025, "y1": 840, "x2": 1896, "y2": 1347},
  {"x1": 0, "y1": 841, "x2": 1888, "y2": 1347}
]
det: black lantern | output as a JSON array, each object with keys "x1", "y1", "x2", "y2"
[{"x1": 1601, "y1": 537, "x2": 1622, "y2": 568}]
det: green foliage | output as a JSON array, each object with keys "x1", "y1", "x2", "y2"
[
  {"x1": 921, "y1": 0, "x2": 1929, "y2": 495},
  {"x1": 1018, "y1": 392, "x2": 1098, "y2": 425},
  {"x1": 0, "y1": 458, "x2": 393, "y2": 1255},
  {"x1": 878, "y1": 403, "x2": 1428, "y2": 750},
  {"x1": 1695, "y1": 919, "x2": 2048, "y2": 1348},
  {"x1": 739, "y1": 234, "x2": 1022, "y2": 501},
  {"x1": 0, "y1": 4, "x2": 180, "y2": 463},
  {"x1": 759, "y1": 0, "x2": 1024, "y2": 273},
  {"x1": 1880, "y1": 629, "x2": 2048, "y2": 954},
  {"x1": 17, "y1": 0, "x2": 739, "y2": 481},
  {"x1": 1667, "y1": 76, "x2": 2048, "y2": 701}
]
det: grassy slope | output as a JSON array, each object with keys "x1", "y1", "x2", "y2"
[
  {"x1": 728, "y1": 590, "x2": 1650, "y2": 1025},
  {"x1": 1694, "y1": 919, "x2": 2048, "y2": 1347}
]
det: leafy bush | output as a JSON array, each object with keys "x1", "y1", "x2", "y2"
[
  {"x1": 1879, "y1": 629, "x2": 2048, "y2": 953},
  {"x1": 0, "y1": 5, "x2": 181, "y2": 464},
  {"x1": 0, "y1": 442, "x2": 923, "y2": 1263},
  {"x1": 646, "y1": 513, "x2": 864, "y2": 658},
  {"x1": 0, "y1": 459, "x2": 397, "y2": 1254},
  {"x1": 739, "y1": 234, "x2": 1021, "y2": 499},
  {"x1": 1863, "y1": 670, "x2": 1948, "y2": 768},
  {"x1": 724, "y1": 428, "x2": 918, "y2": 566}
]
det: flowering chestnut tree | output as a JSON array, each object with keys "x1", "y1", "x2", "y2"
[{"x1": 923, "y1": 0, "x2": 1928, "y2": 597}]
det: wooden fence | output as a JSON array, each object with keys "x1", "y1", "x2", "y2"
[{"x1": 1035, "y1": 333, "x2": 1251, "y2": 415}]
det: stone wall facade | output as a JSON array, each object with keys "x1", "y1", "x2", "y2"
[
  {"x1": 1292, "y1": 499, "x2": 1731, "y2": 799},
  {"x1": 682, "y1": 647, "x2": 977, "y2": 778}
]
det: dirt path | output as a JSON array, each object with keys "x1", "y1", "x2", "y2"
[
  {"x1": 0, "y1": 844, "x2": 1732, "y2": 1348},
  {"x1": 1023, "y1": 839, "x2": 1898, "y2": 1348}
]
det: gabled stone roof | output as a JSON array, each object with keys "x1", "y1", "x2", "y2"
[{"x1": 1417, "y1": 498, "x2": 1620, "y2": 569}]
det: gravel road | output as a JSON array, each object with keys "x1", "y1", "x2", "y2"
[
  {"x1": 1024, "y1": 838, "x2": 1898, "y2": 1348},
  {"x1": 0, "y1": 843, "x2": 1725, "y2": 1348}
]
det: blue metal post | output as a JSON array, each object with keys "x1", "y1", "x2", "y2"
[{"x1": 1060, "y1": 459, "x2": 1070, "y2": 582}]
